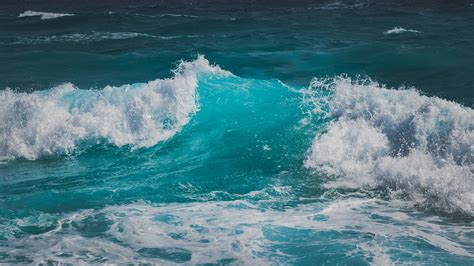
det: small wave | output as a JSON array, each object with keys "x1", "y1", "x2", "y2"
[
  {"x1": 18, "y1": 10, "x2": 74, "y2": 20},
  {"x1": 304, "y1": 76, "x2": 474, "y2": 215},
  {"x1": 160, "y1": 13, "x2": 200, "y2": 18},
  {"x1": 156, "y1": 35, "x2": 202, "y2": 40},
  {"x1": 0, "y1": 55, "x2": 231, "y2": 161},
  {"x1": 310, "y1": 1, "x2": 366, "y2": 10},
  {"x1": 384, "y1": 27, "x2": 421, "y2": 35},
  {"x1": 10, "y1": 32, "x2": 200, "y2": 45},
  {"x1": 21, "y1": 32, "x2": 155, "y2": 44}
]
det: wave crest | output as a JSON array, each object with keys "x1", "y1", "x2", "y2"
[
  {"x1": 18, "y1": 10, "x2": 74, "y2": 20},
  {"x1": 0, "y1": 55, "x2": 230, "y2": 161},
  {"x1": 21, "y1": 32, "x2": 155, "y2": 44},
  {"x1": 384, "y1": 27, "x2": 421, "y2": 35},
  {"x1": 304, "y1": 76, "x2": 474, "y2": 214}
]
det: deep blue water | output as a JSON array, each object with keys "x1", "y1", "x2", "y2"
[{"x1": 0, "y1": 1, "x2": 473, "y2": 264}]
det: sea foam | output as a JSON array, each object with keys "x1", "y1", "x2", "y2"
[
  {"x1": 18, "y1": 10, "x2": 74, "y2": 20},
  {"x1": 2, "y1": 196, "x2": 472, "y2": 264},
  {"x1": 304, "y1": 76, "x2": 474, "y2": 214},
  {"x1": 0, "y1": 56, "x2": 230, "y2": 161},
  {"x1": 384, "y1": 27, "x2": 421, "y2": 35}
]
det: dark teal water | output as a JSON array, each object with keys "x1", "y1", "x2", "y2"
[{"x1": 0, "y1": 1, "x2": 473, "y2": 264}]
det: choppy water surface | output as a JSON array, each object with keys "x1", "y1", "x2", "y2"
[{"x1": 0, "y1": 1, "x2": 473, "y2": 264}]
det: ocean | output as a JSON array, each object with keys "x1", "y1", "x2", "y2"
[{"x1": 0, "y1": 0, "x2": 473, "y2": 264}]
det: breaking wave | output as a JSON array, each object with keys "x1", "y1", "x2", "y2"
[
  {"x1": 0, "y1": 56, "x2": 230, "y2": 161},
  {"x1": 304, "y1": 76, "x2": 474, "y2": 215}
]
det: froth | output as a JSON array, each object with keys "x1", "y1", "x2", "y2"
[
  {"x1": 18, "y1": 10, "x2": 74, "y2": 20},
  {"x1": 305, "y1": 76, "x2": 474, "y2": 214},
  {"x1": 0, "y1": 55, "x2": 230, "y2": 160},
  {"x1": 384, "y1": 27, "x2": 421, "y2": 35},
  {"x1": 2, "y1": 197, "x2": 472, "y2": 264}
]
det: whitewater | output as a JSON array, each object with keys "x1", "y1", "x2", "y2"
[
  {"x1": 18, "y1": 10, "x2": 74, "y2": 20},
  {"x1": 1, "y1": 56, "x2": 473, "y2": 263},
  {"x1": 1, "y1": 1, "x2": 473, "y2": 264},
  {"x1": 0, "y1": 56, "x2": 232, "y2": 160}
]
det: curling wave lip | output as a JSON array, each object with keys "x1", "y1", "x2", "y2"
[{"x1": 0, "y1": 55, "x2": 230, "y2": 161}]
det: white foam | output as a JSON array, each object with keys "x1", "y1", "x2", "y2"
[
  {"x1": 0, "y1": 55, "x2": 230, "y2": 160},
  {"x1": 18, "y1": 10, "x2": 74, "y2": 20},
  {"x1": 1, "y1": 196, "x2": 472, "y2": 264},
  {"x1": 313, "y1": 1, "x2": 366, "y2": 10},
  {"x1": 305, "y1": 76, "x2": 474, "y2": 214},
  {"x1": 384, "y1": 27, "x2": 421, "y2": 35},
  {"x1": 160, "y1": 13, "x2": 200, "y2": 18}
]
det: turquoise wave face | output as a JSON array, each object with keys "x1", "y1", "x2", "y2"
[{"x1": 1, "y1": 57, "x2": 473, "y2": 264}]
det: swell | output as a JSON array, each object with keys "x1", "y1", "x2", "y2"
[
  {"x1": 7, "y1": 32, "x2": 200, "y2": 45},
  {"x1": 14, "y1": 32, "x2": 156, "y2": 44},
  {"x1": 304, "y1": 76, "x2": 474, "y2": 215},
  {"x1": 0, "y1": 56, "x2": 230, "y2": 161}
]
